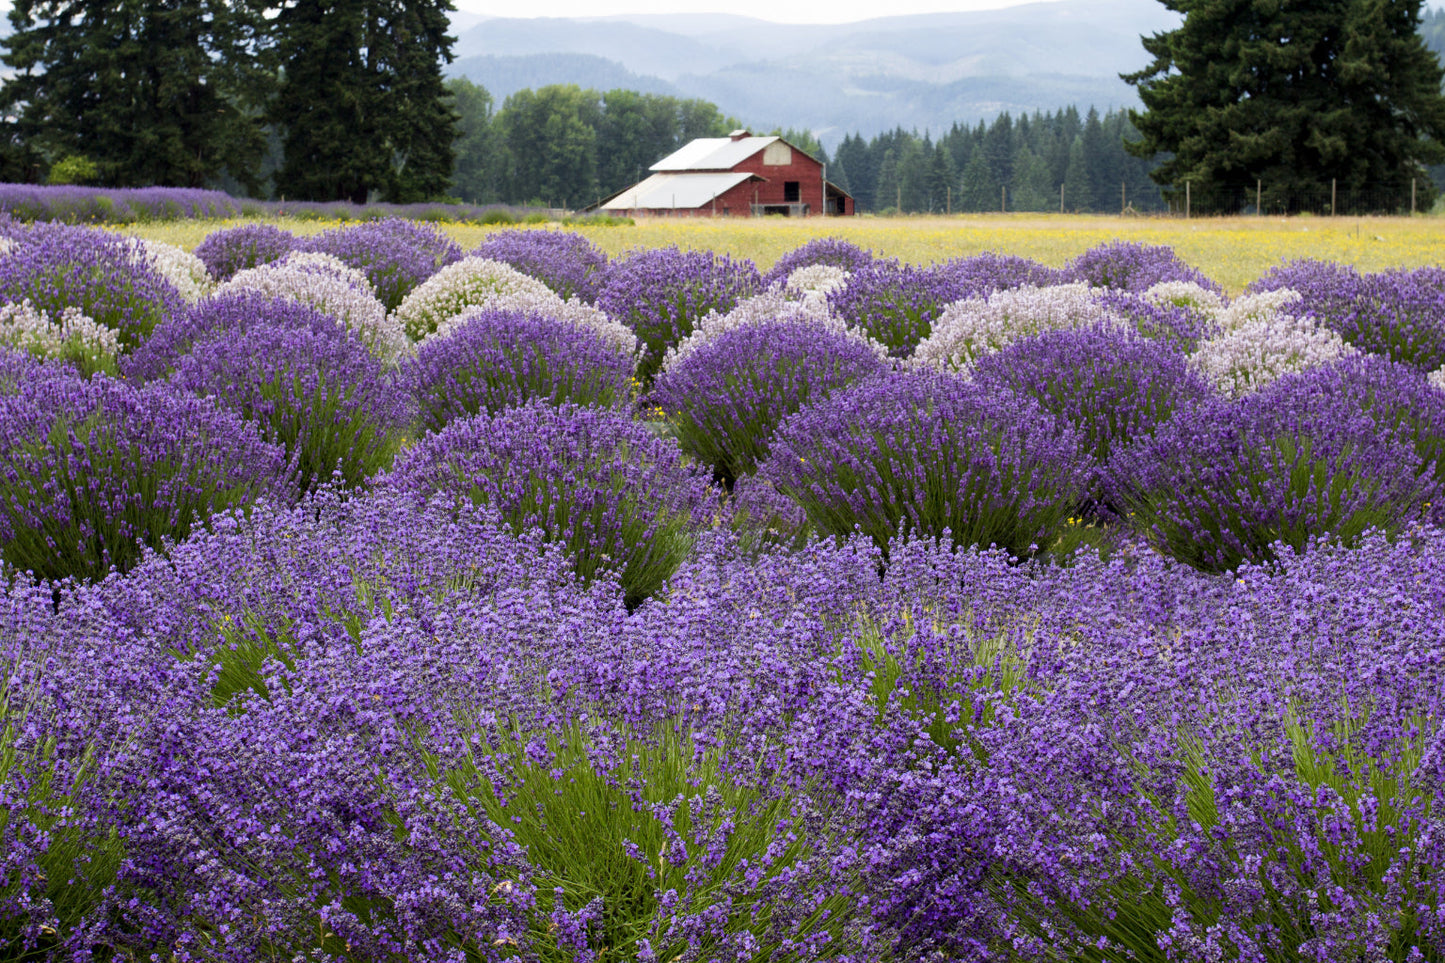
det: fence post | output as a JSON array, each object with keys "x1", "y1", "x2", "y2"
[
  {"x1": 1185, "y1": 180, "x2": 1190, "y2": 219},
  {"x1": 1121, "y1": 180, "x2": 1126, "y2": 214},
  {"x1": 1060, "y1": 182, "x2": 1065, "y2": 214},
  {"x1": 1331, "y1": 178, "x2": 1336, "y2": 217},
  {"x1": 947, "y1": 186, "x2": 951, "y2": 215},
  {"x1": 1412, "y1": 177, "x2": 1417, "y2": 215},
  {"x1": 1256, "y1": 179, "x2": 1261, "y2": 215}
]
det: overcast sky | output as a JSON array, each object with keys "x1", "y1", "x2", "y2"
[{"x1": 451, "y1": 0, "x2": 1058, "y2": 24}]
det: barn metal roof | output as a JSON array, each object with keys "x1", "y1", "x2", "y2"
[
  {"x1": 599, "y1": 171, "x2": 757, "y2": 211},
  {"x1": 649, "y1": 136, "x2": 781, "y2": 172}
]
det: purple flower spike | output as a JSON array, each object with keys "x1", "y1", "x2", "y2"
[
  {"x1": 758, "y1": 370, "x2": 1088, "y2": 558},
  {"x1": 470, "y1": 228, "x2": 609, "y2": 302},
  {"x1": 1066, "y1": 240, "x2": 1220, "y2": 293},
  {"x1": 193, "y1": 223, "x2": 297, "y2": 281},
  {"x1": 301, "y1": 217, "x2": 463, "y2": 312},
  {"x1": 383, "y1": 401, "x2": 719, "y2": 606},
  {"x1": 399, "y1": 307, "x2": 636, "y2": 432},
  {"x1": 0, "y1": 371, "x2": 284, "y2": 581},
  {"x1": 0, "y1": 222, "x2": 184, "y2": 352},
  {"x1": 762, "y1": 236, "x2": 875, "y2": 287},
  {"x1": 595, "y1": 246, "x2": 761, "y2": 386}
]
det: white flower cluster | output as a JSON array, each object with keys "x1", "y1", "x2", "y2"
[
  {"x1": 1141, "y1": 280, "x2": 1226, "y2": 315},
  {"x1": 1215, "y1": 288, "x2": 1305, "y2": 332},
  {"x1": 0, "y1": 236, "x2": 16, "y2": 258},
  {"x1": 391, "y1": 257, "x2": 556, "y2": 341},
  {"x1": 425, "y1": 288, "x2": 641, "y2": 364},
  {"x1": 1188, "y1": 290, "x2": 1354, "y2": 397},
  {"x1": 782, "y1": 264, "x2": 850, "y2": 301},
  {"x1": 1429, "y1": 365, "x2": 1445, "y2": 394},
  {"x1": 660, "y1": 288, "x2": 889, "y2": 378},
  {"x1": 911, "y1": 282, "x2": 1124, "y2": 372},
  {"x1": 0, "y1": 299, "x2": 120, "y2": 370},
  {"x1": 123, "y1": 238, "x2": 214, "y2": 304},
  {"x1": 217, "y1": 253, "x2": 407, "y2": 363}
]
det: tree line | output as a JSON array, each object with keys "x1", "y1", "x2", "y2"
[
  {"x1": 0, "y1": 0, "x2": 457, "y2": 204},
  {"x1": 830, "y1": 109, "x2": 1165, "y2": 214}
]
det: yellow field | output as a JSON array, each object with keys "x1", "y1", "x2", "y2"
[{"x1": 123, "y1": 212, "x2": 1445, "y2": 295}]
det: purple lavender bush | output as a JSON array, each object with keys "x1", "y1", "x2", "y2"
[
  {"x1": 0, "y1": 370, "x2": 284, "y2": 581},
  {"x1": 757, "y1": 371, "x2": 1087, "y2": 557},
  {"x1": 761, "y1": 236, "x2": 875, "y2": 286},
  {"x1": 399, "y1": 307, "x2": 635, "y2": 433},
  {"x1": 169, "y1": 322, "x2": 412, "y2": 493},
  {"x1": 192, "y1": 223, "x2": 297, "y2": 282},
  {"x1": 648, "y1": 318, "x2": 891, "y2": 486},
  {"x1": 123, "y1": 290, "x2": 346, "y2": 382},
  {"x1": 969, "y1": 325, "x2": 1216, "y2": 504},
  {"x1": 470, "y1": 228, "x2": 609, "y2": 301},
  {"x1": 824, "y1": 259, "x2": 974, "y2": 358},
  {"x1": 1067, "y1": 239, "x2": 1221, "y2": 293},
  {"x1": 383, "y1": 402, "x2": 719, "y2": 607},
  {"x1": 935, "y1": 251, "x2": 1069, "y2": 294},
  {"x1": 1096, "y1": 287, "x2": 1219, "y2": 352},
  {"x1": 0, "y1": 222, "x2": 184, "y2": 352},
  {"x1": 1110, "y1": 355, "x2": 1443, "y2": 571},
  {"x1": 301, "y1": 217, "x2": 463, "y2": 312},
  {"x1": 1253, "y1": 260, "x2": 1445, "y2": 371},
  {"x1": 594, "y1": 246, "x2": 761, "y2": 386}
]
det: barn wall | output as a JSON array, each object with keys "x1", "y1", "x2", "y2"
[{"x1": 731, "y1": 149, "x2": 827, "y2": 214}]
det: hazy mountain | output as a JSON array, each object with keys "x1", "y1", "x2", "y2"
[{"x1": 446, "y1": 0, "x2": 1181, "y2": 145}]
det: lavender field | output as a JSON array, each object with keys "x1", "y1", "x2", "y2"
[{"x1": 0, "y1": 217, "x2": 1442, "y2": 962}]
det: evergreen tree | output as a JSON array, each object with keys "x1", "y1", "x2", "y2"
[
  {"x1": 897, "y1": 137, "x2": 930, "y2": 212},
  {"x1": 1062, "y1": 136, "x2": 1091, "y2": 211},
  {"x1": 928, "y1": 143, "x2": 957, "y2": 213},
  {"x1": 269, "y1": 0, "x2": 459, "y2": 203},
  {"x1": 873, "y1": 148, "x2": 900, "y2": 213},
  {"x1": 0, "y1": 0, "x2": 269, "y2": 188},
  {"x1": 1124, "y1": 0, "x2": 1445, "y2": 212},
  {"x1": 957, "y1": 149, "x2": 997, "y2": 212},
  {"x1": 1011, "y1": 145, "x2": 1055, "y2": 212}
]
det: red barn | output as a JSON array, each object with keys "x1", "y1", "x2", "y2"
[{"x1": 598, "y1": 130, "x2": 853, "y2": 217}]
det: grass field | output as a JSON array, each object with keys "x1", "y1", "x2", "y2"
[{"x1": 123, "y1": 212, "x2": 1445, "y2": 294}]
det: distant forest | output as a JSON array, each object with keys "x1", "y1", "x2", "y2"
[{"x1": 447, "y1": 78, "x2": 1166, "y2": 214}]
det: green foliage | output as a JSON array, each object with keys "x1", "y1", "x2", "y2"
[
  {"x1": 0, "y1": 0, "x2": 268, "y2": 191},
  {"x1": 424, "y1": 714, "x2": 863, "y2": 960},
  {"x1": 45, "y1": 155, "x2": 98, "y2": 186},
  {"x1": 1124, "y1": 0, "x2": 1445, "y2": 213}
]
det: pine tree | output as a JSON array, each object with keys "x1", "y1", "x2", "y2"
[
  {"x1": 873, "y1": 148, "x2": 900, "y2": 213},
  {"x1": 1124, "y1": 0, "x2": 1445, "y2": 212},
  {"x1": 0, "y1": 0, "x2": 268, "y2": 188},
  {"x1": 957, "y1": 149, "x2": 997, "y2": 212},
  {"x1": 269, "y1": 0, "x2": 459, "y2": 203},
  {"x1": 1062, "y1": 136, "x2": 1091, "y2": 211}
]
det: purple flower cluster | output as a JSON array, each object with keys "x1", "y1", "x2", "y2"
[
  {"x1": 970, "y1": 325, "x2": 1215, "y2": 504},
  {"x1": 649, "y1": 318, "x2": 891, "y2": 486},
  {"x1": 758, "y1": 370, "x2": 1087, "y2": 557},
  {"x1": 1110, "y1": 354, "x2": 1444, "y2": 570},
  {"x1": 0, "y1": 183, "x2": 240, "y2": 224},
  {"x1": 761, "y1": 236, "x2": 875, "y2": 286},
  {"x1": 595, "y1": 246, "x2": 761, "y2": 385},
  {"x1": 937, "y1": 251, "x2": 1070, "y2": 294},
  {"x1": 1252, "y1": 260, "x2": 1445, "y2": 371},
  {"x1": 1096, "y1": 287, "x2": 1219, "y2": 352},
  {"x1": 0, "y1": 222, "x2": 184, "y2": 352},
  {"x1": 169, "y1": 322, "x2": 412, "y2": 493},
  {"x1": 0, "y1": 369, "x2": 283, "y2": 581},
  {"x1": 192, "y1": 223, "x2": 297, "y2": 281},
  {"x1": 399, "y1": 307, "x2": 636, "y2": 432},
  {"x1": 470, "y1": 228, "x2": 609, "y2": 302},
  {"x1": 383, "y1": 402, "x2": 718, "y2": 607},
  {"x1": 301, "y1": 217, "x2": 463, "y2": 312},
  {"x1": 1067, "y1": 239, "x2": 1220, "y2": 292},
  {"x1": 824, "y1": 259, "x2": 975, "y2": 358},
  {"x1": 123, "y1": 290, "x2": 347, "y2": 382}
]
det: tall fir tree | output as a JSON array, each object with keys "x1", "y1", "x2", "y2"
[
  {"x1": 0, "y1": 0, "x2": 269, "y2": 188},
  {"x1": 269, "y1": 0, "x2": 458, "y2": 203},
  {"x1": 1124, "y1": 0, "x2": 1445, "y2": 212}
]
